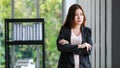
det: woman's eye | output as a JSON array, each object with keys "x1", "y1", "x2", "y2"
[
  {"x1": 75, "y1": 13, "x2": 83, "y2": 16},
  {"x1": 75, "y1": 14, "x2": 83, "y2": 16}
]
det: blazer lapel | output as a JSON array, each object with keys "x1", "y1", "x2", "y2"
[{"x1": 81, "y1": 26, "x2": 85, "y2": 44}]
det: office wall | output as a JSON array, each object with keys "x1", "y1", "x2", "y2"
[{"x1": 62, "y1": 0, "x2": 77, "y2": 23}]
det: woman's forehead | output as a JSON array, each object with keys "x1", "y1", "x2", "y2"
[{"x1": 75, "y1": 9, "x2": 83, "y2": 14}]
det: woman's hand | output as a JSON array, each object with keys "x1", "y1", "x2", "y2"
[
  {"x1": 78, "y1": 42, "x2": 92, "y2": 51},
  {"x1": 83, "y1": 43, "x2": 92, "y2": 51},
  {"x1": 58, "y1": 39, "x2": 69, "y2": 45}
]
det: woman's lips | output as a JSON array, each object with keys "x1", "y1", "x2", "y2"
[{"x1": 78, "y1": 20, "x2": 81, "y2": 22}]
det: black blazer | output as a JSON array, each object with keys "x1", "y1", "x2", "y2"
[{"x1": 56, "y1": 26, "x2": 93, "y2": 68}]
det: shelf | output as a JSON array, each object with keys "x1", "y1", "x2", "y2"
[
  {"x1": 5, "y1": 18, "x2": 45, "y2": 68},
  {"x1": 5, "y1": 40, "x2": 44, "y2": 45}
]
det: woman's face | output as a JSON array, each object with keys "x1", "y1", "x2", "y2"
[{"x1": 74, "y1": 8, "x2": 84, "y2": 26}]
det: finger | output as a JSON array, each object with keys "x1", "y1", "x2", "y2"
[
  {"x1": 61, "y1": 42, "x2": 65, "y2": 45},
  {"x1": 58, "y1": 40, "x2": 63, "y2": 43},
  {"x1": 88, "y1": 44, "x2": 92, "y2": 49},
  {"x1": 59, "y1": 39, "x2": 64, "y2": 43},
  {"x1": 85, "y1": 43, "x2": 91, "y2": 48},
  {"x1": 59, "y1": 41, "x2": 64, "y2": 44},
  {"x1": 85, "y1": 45, "x2": 88, "y2": 51},
  {"x1": 86, "y1": 45, "x2": 90, "y2": 51},
  {"x1": 86, "y1": 45, "x2": 89, "y2": 51}
]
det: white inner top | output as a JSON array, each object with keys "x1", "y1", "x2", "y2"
[{"x1": 71, "y1": 29, "x2": 82, "y2": 68}]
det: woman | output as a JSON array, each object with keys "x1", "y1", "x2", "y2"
[{"x1": 56, "y1": 4, "x2": 93, "y2": 68}]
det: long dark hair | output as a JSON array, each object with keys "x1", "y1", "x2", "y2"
[{"x1": 63, "y1": 4, "x2": 86, "y2": 28}]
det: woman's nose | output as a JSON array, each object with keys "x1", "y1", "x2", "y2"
[{"x1": 78, "y1": 15, "x2": 81, "y2": 19}]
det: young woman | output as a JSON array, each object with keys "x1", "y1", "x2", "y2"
[{"x1": 56, "y1": 4, "x2": 93, "y2": 68}]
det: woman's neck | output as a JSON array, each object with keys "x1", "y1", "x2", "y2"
[{"x1": 72, "y1": 25, "x2": 81, "y2": 36}]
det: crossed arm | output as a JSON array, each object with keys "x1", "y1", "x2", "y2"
[
  {"x1": 56, "y1": 27, "x2": 93, "y2": 55},
  {"x1": 58, "y1": 39, "x2": 92, "y2": 52}
]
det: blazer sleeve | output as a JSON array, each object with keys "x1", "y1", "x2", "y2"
[
  {"x1": 56, "y1": 26, "x2": 79, "y2": 53},
  {"x1": 84, "y1": 28, "x2": 93, "y2": 55}
]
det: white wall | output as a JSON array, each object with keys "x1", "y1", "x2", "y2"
[{"x1": 62, "y1": 0, "x2": 77, "y2": 23}]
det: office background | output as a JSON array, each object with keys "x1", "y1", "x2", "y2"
[{"x1": 0, "y1": 0, "x2": 120, "y2": 68}]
